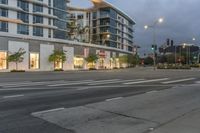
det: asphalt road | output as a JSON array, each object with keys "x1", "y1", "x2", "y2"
[{"x1": 0, "y1": 67, "x2": 200, "y2": 133}]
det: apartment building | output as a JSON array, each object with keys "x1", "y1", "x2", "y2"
[{"x1": 0, "y1": 0, "x2": 137, "y2": 72}]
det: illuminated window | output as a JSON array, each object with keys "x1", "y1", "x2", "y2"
[
  {"x1": 30, "y1": 53, "x2": 39, "y2": 69},
  {"x1": 54, "y1": 61, "x2": 62, "y2": 69},
  {"x1": 0, "y1": 51, "x2": 7, "y2": 70},
  {"x1": 74, "y1": 57, "x2": 84, "y2": 68}
]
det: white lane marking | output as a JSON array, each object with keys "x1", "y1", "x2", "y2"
[
  {"x1": 88, "y1": 79, "x2": 144, "y2": 86},
  {"x1": 124, "y1": 78, "x2": 169, "y2": 85},
  {"x1": 3, "y1": 94, "x2": 24, "y2": 99},
  {"x1": 48, "y1": 80, "x2": 94, "y2": 87},
  {"x1": 32, "y1": 108, "x2": 65, "y2": 115},
  {"x1": 195, "y1": 81, "x2": 200, "y2": 84},
  {"x1": 48, "y1": 79, "x2": 120, "y2": 87},
  {"x1": 162, "y1": 78, "x2": 196, "y2": 84},
  {"x1": 105, "y1": 97, "x2": 123, "y2": 102},
  {"x1": 0, "y1": 80, "x2": 66, "y2": 88},
  {"x1": 76, "y1": 85, "x2": 128, "y2": 91},
  {"x1": 146, "y1": 90, "x2": 158, "y2": 94},
  {"x1": 0, "y1": 81, "x2": 31, "y2": 86}
]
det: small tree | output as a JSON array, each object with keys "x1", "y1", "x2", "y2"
[
  {"x1": 119, "y1": 55, "x2": 128, "y2": 67},
  {"x1": 7, "y1": 48, "x2": 26, "y2": 70},
  {"x1": 144, "y1": 57, "x2": 154, "y2": 65},
  {"x1": 85, "y1": 54, "x2": 99, "y2": 69},
  {"x1": 49, "y1": 50, "x2": 67, "y2": 69},
  {"x1": 127, "y1": 54, "x2": 139, "y2": 67}
]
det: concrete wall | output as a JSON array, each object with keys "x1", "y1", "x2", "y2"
[
  {"x1": 40, "y1": 44, "x2": 54, "y2": 71},
  {"x1": 63, "y1": 46, "x2": 74, "y2": 70}
]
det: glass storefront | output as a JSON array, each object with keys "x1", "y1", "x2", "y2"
[
  {"x1": 54, "y1": 61, "x2": 62, "y2": 69},
  {"x1": 30, "y1": 53, "x2": 39, "y2": 69},
  {"x1": 74, "y1": 57, "x2": 84, "y2": 69},
  {"x1": 0, "y1": 51, "x2": 7, "y2": 70}
]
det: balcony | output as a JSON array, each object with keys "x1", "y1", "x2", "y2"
[
  {"x1": 0, "y1": 17, "x2": 23, "y2": 24},
  {"x1": 24, "y1": 0, "x2": 48, "y2": 7},
  {"x1": 0, "y1": 4, "x2": 23, "y2": 12},
  {"x1": 31, "y1": 23, "x2": 57, "y2": 29},
  {"x1": 32, "y1": 12, "x2": 58, "y2": 19}
]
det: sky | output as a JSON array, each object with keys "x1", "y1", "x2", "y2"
[{"x1": 70, "y1": 0, "x2": 200, "y2": 54}]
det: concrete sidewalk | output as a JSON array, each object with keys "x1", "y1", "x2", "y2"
[{"x1": 32, "y1": 84, "x2": 200, "y2": 133}]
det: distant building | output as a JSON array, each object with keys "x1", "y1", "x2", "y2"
[{"x1": 159, "y1": 43, "x2": 199, "y2": 55}]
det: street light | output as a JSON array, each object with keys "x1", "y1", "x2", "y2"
[{"x1": 144, "y1": 17, "x2": 164, "y2": 70}]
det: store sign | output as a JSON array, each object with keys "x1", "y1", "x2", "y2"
[{"x1": 98, "y1": 50, "x2": 106, "y2": 58}]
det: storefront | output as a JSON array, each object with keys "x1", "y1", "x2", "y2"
[
  {"x1": 30, "y1": 53, "x2": 39, "y2": 70},
  {"x1": 74, "y1": 56, "x2": 84, "y2": 69},
  {"x1": 0, "y1": 51, "x2": 7, "y2": 70}
]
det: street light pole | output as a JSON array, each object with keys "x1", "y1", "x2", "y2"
[{"x1": 144, "y1": 18, "x2": 164, "y2": 70}]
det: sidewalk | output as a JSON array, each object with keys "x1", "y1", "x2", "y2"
[
  {"x1": 32, "y1": 84, "x2": 200, "y2": 133},
  {"x1": 151, "y1": 109, "x2": 200, "y2": 133}
]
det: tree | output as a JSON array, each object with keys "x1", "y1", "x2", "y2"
[
  {"x1": 144, "y1": 57, "x2": 154, "y2": 65},
  {"x1": 85, "y1": 54, "x2": 99, "y2": 69},
  {"x1": 127, "y1": 54, "x2": 139, "y2": 67},
  {"x1": 119, "y1": 55, "x2": 128, "y2": 67},
  {"x1": 49, "y1": 50, "x2": 67, "y2": 69},
  {"x1": 166, "y1": 54, "x2": 175, "y2": 64},
  {"x1": 77, "y1": 25, "x2": 89, "y2": 42},
  {"x1": 7, "y1": 48, "x2": 26, "y2": 70}
]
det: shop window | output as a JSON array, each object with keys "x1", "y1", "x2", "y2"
[
  {"x1": 74, "y1": 57, "x2": 84, "y2": 69},
  {"x1": 54, "y1": 61, "x2": 62, "y2": 69},
  {"x1": 30, "y1": 53, "x2": 39, "y2": 69},
  {"x1": 0, "y1": 51, "x2": 7, "y2": 70}
]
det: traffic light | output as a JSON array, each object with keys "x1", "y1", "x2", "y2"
[
  {"x1": 171, "y1": 40, "x2": 174, "y2": 46},
  {"x1": 151, "y1": 45, "x2": 157, "y2": 51},
  {"x1": 167, "y1": 38, "x2": 170, "y2": 46},
  {"x1": 151, "y1": 45, "x2": 155, "y2": 51}
]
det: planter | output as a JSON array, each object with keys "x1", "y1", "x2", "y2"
[
  {"x1": 10, "y1": 70, "x2": 25, "y2": 72},
  {"x1": 54, "y1": 69, "x2": 64, "y2": 72}
]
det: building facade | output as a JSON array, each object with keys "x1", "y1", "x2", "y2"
[{"x1": 0, "y1": 0, "x2": 136, "y2": 72}]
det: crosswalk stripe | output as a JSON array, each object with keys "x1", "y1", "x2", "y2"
[
  {"x1": 48, "y1": 79, "x2": 120, "y2": 87},
  {"x1": 161, "y1": 78, "x2": 196, "y2": 84},
  {"x1": 88, "y1": 79, "x2": 144, "y2": 86},
  {"x1": 124, "y1": 78, "x2": 169, "y2": 85}
]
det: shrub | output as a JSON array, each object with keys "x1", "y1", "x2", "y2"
[
  {"x1": 10, "y1": 70, "x2": 25, "y2": 72},
  {"x1": 54, "y1": 69, "x2": 64, "y2": 71}
]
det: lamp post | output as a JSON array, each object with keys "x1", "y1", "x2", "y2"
[{"x1": 144, "y1": 18, "x2": 164, "y2": 70}]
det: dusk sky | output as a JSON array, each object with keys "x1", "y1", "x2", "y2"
[{"x1": 70, "y1": 0, "x2": 200, "y2": 54}]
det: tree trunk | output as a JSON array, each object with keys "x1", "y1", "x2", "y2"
[{"x1": 16, "y1": 62, "x2": 18, "y2": 70}]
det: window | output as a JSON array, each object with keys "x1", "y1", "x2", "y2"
[
  {"x1": 30, "y1": 53, "x2": 39, "y2": 69},
  {"x1": 48, "y1": 18, "x2": 51, "y2": 25},
  {"x1": 0, "y1": 8, "x2": 8, "y2": 17},
  {"x1": 0, "y1": 0, "x2": 8, "y2": 4},
  {"x1": 33, "y1": 26, "x2": 43, "y2": 37},
  {"x1": 54, "y1": 61, "x2": 62, "y2": 69},
  {"x1": 74, "y1": 57, "x2": 84, "y2": 69},
  {"x1": 17, "y1": 24, "x2": 29, "y2": 35},
  {"x1": 0, "y1": 21, "x2": 8, "y2": 32},
  {"x1": 33, "y1": 4, "x2": 43, "y2": 12},
  {"x1": 33, "y1": 15, "x2": 43, "y2": 24},
  {"x1": 48, "y1": 0, "x2": 51, "y2": 6},
  {"x1": 17, "y1": 0, "x2": 29, "y2": 11},
  {"x1": 0, "y1": 51, "x2": 7, "y2": 70},
  {"x1": 17, "y1": 12, "x2": 29, "y2": 23},
  {"x1": 48, "y1": 28, "x2": 51, "y2": 38}
]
